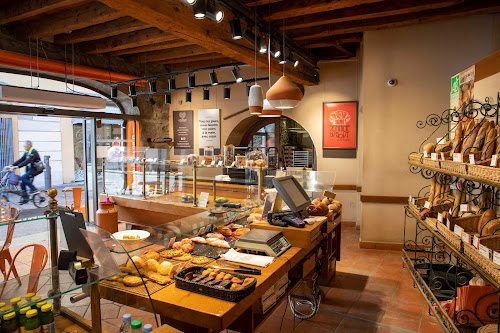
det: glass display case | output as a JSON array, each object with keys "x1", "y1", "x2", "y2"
[{"x1": 276, "y1": 169, "x2": 336, "y2": 198}]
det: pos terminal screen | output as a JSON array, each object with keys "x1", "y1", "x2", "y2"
[{"x1": 272, "y1": 176, "x2": 311, "y2": 212}]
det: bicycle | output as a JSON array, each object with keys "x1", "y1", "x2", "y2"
[{"x1": 0, "y1": 170, "x2": 49, "y2": 208}]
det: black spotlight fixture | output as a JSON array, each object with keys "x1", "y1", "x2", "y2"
[
  {"x1": 223, "y1": 86, "x2": 230, "y2": 99},
  {"x1": 193, "y1": 0, "x2": 206, "y2": 19},
  {"x1": 147, "y1": 96, "x2": 156, "y2": 105},
  {"x1": 165, "y1": 93, "x2": 171, "y2": 105},
  {"x1": 149, "y1": 81, "x2": 157, "y2": 93},
  {"x1": 242, "y1": 25, "x2": 256, "y2": 44},
  {"x1": 278, "y1": 51, "x2": 286, "y2": 65},
  {"x1": 186, "y1": 0, "x2": 197, "y2": 4},
  {"x1": 269, "y1": 42, "x2": 280, "y2": 58},
  {"x1": 209, "y1": 70, "x2": 218, "y2": 85},
  {"x1": 258, "y1": 35, "x2": 267, "y2": 54},
  {"x1": 111, "y1": 86, "x2": 118, "y2": 98},
  {"x1": 168, "y1": 77, "x2": 176, "y2": 90},
  {"x1": 129, "y1": 84, "x2": 136, "y2": 96},
  {"x1": 246, "y1": 84, "x2": 251, "y2": 97},
  {"x1": 230, "y1": 17, "x2": 242, "y2": 40},
  {"x1": 203, "y1": 88, "x2": 210, "y2": 100},
  {"x1": 188, "y1": 74, "x2": 196, "y2": 88},
  {"x1": 131, "y1": 97, "x2": 137, "y2": 107},
  {"x1": 286, "y1": 51, "x2": 299, "y2": 68},
  {"x1": 231, "y1": 67, "x2": 243, "y2": 83},
  {"x1": 206, "y1": 1, "x2": 223, "y2": 22},
  {"x1": 186, "y1": 90, "x2": 192, "y2": 102}
]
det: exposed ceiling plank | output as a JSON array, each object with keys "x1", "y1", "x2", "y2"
[
  {"x1": 263, "y1": 0, "x2": 383, "y2": 21},
  {"x1": 280, "y1": 0, "x2": 463, "y2": 30},
  {"x1": 16, "y1": 2, "x2": 123, "y2": 39},
  {"x1": 331, "y1": 43, "x2": 354, "y2": 58},
  {"x1": 241, "y1": 0, "x2": 282, "y2": 7},
  {"x1": 0, "y1": 0, "x2": 89, "y2": 25},
  {"x1": 96, "y1": 0, "x2": 317, "y2": 86},
  {"x1": 54, "y1": 17, "x2": 150, "y2": 44},
  {"x1": 109, "y1": 39, "x2": 193, "y2": 56},
  {"x1": 302, "y1": 33, "x2": 363, "y2": 49},
  {"x1": 290, "y1": 0, "x2": 500, "y2": 40},
  {"x1": 79, "y1": 28, "x2": 177, "y2": 54},
  {"x1": 127, "y1": 45, "x2": 214, "y2": 63},
  {"x1": 151, "y1": 53, "x2": 222, "y2": 64},
  {"x1": 167, "y1": 57, "x2": 235, "y2": 71}
]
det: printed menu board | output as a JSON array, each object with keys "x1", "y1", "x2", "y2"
[{"x1": 173, "y1": 110, "x2": 194, "y2": 154}]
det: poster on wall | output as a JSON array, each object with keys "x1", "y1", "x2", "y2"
[
  {"x1": 323, "y1": 101, "x2": 358, "y2": 154},
  {"x1": 450, "y1": 65, "x2": 475, "y2": 110},
  {"x1": 198, "y1": 109, "x2": 220, "y2": 155},
  {"x1": 173, "y1": 110, "x2": 194, "y2": 155}
]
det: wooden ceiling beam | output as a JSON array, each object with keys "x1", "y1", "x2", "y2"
[
  {"x1": 241, "y1": 0, "x2": 282, "y2": 7},
  {"x1": 79, "y1": 28, "x2": 178, "y2": 54},
  {"x1": 262, "y1": 0, "x2": 383, "y2": 21},
  {"x1": 280, "y1": 0, "x2": 463, "y2": 30},
  {"x1": 127, "y1": 45, "x2": 213, "y2": 63},
  {"x1": 109, "y1": 39, "x2": 193, "y2": 56},
  {"x1": 0, "y1": 0, "x2": 89, "y2": 25},
  {"x1": 16, "y1": 2, "x2": 123, "y2": 39},
  {"x1": 290, "y1": 0, "x2": 500, "y2": 40},
  {"x1": 150, "y1": 53, "x2": 222, "y2": 65},
  {"x1": 96, "y1": 0, "x2": 317, "y2": 86},
  {"x1": 167, "y1": 58, "x2": 234, "y2": 71},
  {"x1": 54, "y1": 17, "x2": 150, "y2": 44},
  {"x1": 302, "y1": 33, "x2": 363, "y2": 49}
]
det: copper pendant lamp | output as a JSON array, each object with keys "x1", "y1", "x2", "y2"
[
  {"x1": 259, "y1": 99, "x2": 282, "y2": 117},
  {"x1": 266, "y1": 76, "x2": 302, "y2": 109}
]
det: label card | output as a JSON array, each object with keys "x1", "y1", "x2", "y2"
[
  {"x1": 231, "y1": 161, "x2": 236, "y2": 167},
  {"x1": 491, "y1": 155, "x2": 498, "y2": 167},
  {"x1": 454, "y1": 224, "x2": 463, "y2": 237},
  {"x1": 453, "y1": 153, "x2": 463, "y2": 163},
  {"x1": 446, "y1": 218, "x2": 451, "y2": 229},
  {"x1": 494, "y1": 251, "x2": 500, "y2": 266},
  {"x1": 460, "y1": 204, "x2": 469, "y2": 212},
  {"x1": 431, "y1": 153, "x2": 438, "y2": 161},
  {"x1": 179, "y1": 159, "x2": 185, "y2": 165},
  {"x1": 198, "y1": 192, "x2": 210, "y2": 208},
  {"x1": 218, "y1": 161, "x2": 223, "y2": 167},
  {"x1": 409, "y1": 195, "x2": 413, "y2": 203},
  {"x1": 201, "y1": 160, "x2": 206, "y2": 166},
  {"x1": 469, "y1": 154, "x2": 475, "y2": 164},
  {"x1": 437, "y1": 213, "x2": 443, "y2": 223},
  {"x1": 473, "y1": 235, "x2": 480, "y2": 249},
  {"x1": 462, "y1": 231, "x2": 471, "y2": 244},
  {"x1": 424, "y1": 201, "x2": 432, "y2": 209},
  {"x1": 441, "y1": 152, "x2": 445, "y2": 161},
  {"x1": 210, "y1": 160, "x2": 216, "y2": 166},
  {"x1": 423, "y1": 151, "x2": 428, "y2": 158},
  {"x1": 479, "y1": 244, "x2": 492, "y2": 259},
  {"x1": 450, "y1": 183, "x2": 457, "y2": 190}
]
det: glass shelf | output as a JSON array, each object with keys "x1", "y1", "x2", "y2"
[{"x1": 0, "y1": 214, "x2": 59, "y2": 227}]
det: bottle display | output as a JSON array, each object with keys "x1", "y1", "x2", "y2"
[
  {"x1": 24, "y1": 310, "x2": 40, "y2": 333},
  {"x1": 1, "y1": 312, "x2": 18, "y2": 333},
  {"x1": 131, "y1": 320, "x2": 142, "y2": 333},
  {"x1": 18, "y1": 307, "x2": 31, "y2": 333},
  {"x1": 39, "y1": 305, "x2": 54, "y2": 333},
  {"x1": 119, "y1": 313, "x2": 132, "y2": 333}
]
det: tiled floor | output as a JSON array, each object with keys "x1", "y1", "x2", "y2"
[{"x1": 3, "y1": 225, "x2": 442, "y2": 332}]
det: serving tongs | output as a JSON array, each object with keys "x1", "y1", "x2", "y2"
[{"x1": 210, "y1": 260, "x2": 261, "y2": 275}]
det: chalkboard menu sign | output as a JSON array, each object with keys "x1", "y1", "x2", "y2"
[{"x1": 173, "y1": 110, "x2": 194, "y2": 154}]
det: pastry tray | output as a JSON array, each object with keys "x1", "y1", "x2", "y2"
[
  {"x1": 191, "y1": 239, "x2": 236, "y2": 258},
  {"x1": 175, "y1": 266, "x2": 257, "y2": 302}
]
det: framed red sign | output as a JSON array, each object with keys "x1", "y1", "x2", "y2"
[{"x1": 323, "y1": 101, "x2": 358, "y2": 150}]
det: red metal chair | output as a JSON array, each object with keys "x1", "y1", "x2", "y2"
[{"x1": 0, "y1": 207, "x2": 20, "y2": 282}]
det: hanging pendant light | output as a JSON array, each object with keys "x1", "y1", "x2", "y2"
[
  {"x1": 248, "y1": 84, "x2": 263, "y2": 115},
  {"x1": 266, "y1": 75, "x2": 303, "y2": 109},
  {"x1": 223, "y1": 86, "x2": 230, "y2": 99},
  {"x1": 185, "y1": 90, "x2": 192, "y2": 102},
  {"x1": 259, "y1": 99, "x2": 282, "y2": 117}
]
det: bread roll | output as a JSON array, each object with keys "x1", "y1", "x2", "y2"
[
  {"x1": 126, "y1": 256, "x2": 145, "y2": 271},
  {"x1": 483, "y1": 128, "x2": 497, "y2": 159},
  {"x1": 478, "y1": 209, "x2": 497, "y2": 235},
  {"x1": 483, "y1": 219, "x2": 500, "y2": 236},
  {"x1": 461, "y1": 123, "x2": 480, "y2": 154},
  {"x1": 158, "y1": 261, "x2": 173, "y2": 275},
  {"x1": 144, "y1": 259, "x2": 160, "y2": 272},
  {"x1": 422, "y1": 143, "x2": 435, "y2": 155},
  {"x1": 471, "y1": 121, "x2": 490, "y2": 153}
]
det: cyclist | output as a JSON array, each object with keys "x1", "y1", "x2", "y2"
[{"x1": 3, "y1": 140, "x2": 42, "y2": 204}]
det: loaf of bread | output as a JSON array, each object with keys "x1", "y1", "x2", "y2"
[
  {"x1": 471, "y1": 121, "x2": 490, "y2": 153},
  {"x1": 452, "y1": 181, "x2": 462, "y2": 217},
  {"x1": 422, "y1": 143, "x2": 435, "y2": 155},
  {"x1": 428, "y1": 176, "x2": 436, "y2": 204},
  {"x1": 478, "y1": 209, "x2": 498, "y2": 235},
  {"x1": 464, "y1": 119, "x2": 475, "y2": 137},
  {"x1": 451, "y1": 122, "x2": 463, "y2": 154},
  {"x1": 461, "y1": 123, "x2": 480, "y2": 154},
  {"x1": 483, "y1": 127, "x2": 497, "y2": 159}
]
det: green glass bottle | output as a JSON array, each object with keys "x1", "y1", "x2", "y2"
[
  {"x1": 9, "y1": 299, "x2": 20, "y2": 311},
  {"x1": 18, "y1": 307, "x2": 31, "y2": 333},
  {"x1": 24, "y1": 310, "x2": 39, "y2": 333},
  {"x1": 39, "y1": 305, "x2": 53, "y2": 333},
  {"x1": 1, "y1": 312, "x2": 18, "y2": 333}
]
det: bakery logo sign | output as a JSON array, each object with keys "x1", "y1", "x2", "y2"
[
  {"x1": 178, "y1": 112, "x2": 187, "y2": 122},
  {"x1": 323, "y1": 102, "x2": 357, "y2": 149}
]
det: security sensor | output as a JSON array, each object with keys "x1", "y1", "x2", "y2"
[{"x1": 387, "y1": 79, "x2": 398, "y2": 87}]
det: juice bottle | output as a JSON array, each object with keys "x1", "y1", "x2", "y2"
[
  {"x1": 34, "y1": 304, "x2": 45, "y2": 318},
  {"x1": 131, "y1": 320, "x2": 142, "y2": 333},
  {"x1": 29, "y1": 298, "x2": 40, "y2": 310},
  {"x1": 23, "y1": 295, "x2": 34, "y2": 304},
  {"x1": 0, "y1": 303, "x2": 6, "y2": 315},
  {"x1": 16, "y1": 302, "x2": 28, "y2": 312},
  {"x1": 18, "y1": 307, "x2": 31, "y2": 333},
  {"x1": 1, "y1": 312, "x2": 18, "y2": 333},
  {"x1": 0, "y1": 307, "x2": 11, "y2": 315},
  {"x1": 39, "y1": 305, "x2": 54, "y2": 333},
  {"x1": 24, "y1": 310, "x2": 39, "y2": 333},
  {"x1": 143, "y1": 324, "x2": 153, "y2": 333},
  {"x1": 9, "y1": 299, "x2": 20, "y2": 311}
]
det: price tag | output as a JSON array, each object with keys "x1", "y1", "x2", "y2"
[
  {"x1": 201, "y1": 160, "x2": 206, "y2": 166},
  {"x1": 460, "y1": 204, "x2": 469, "y2": 212},
  {"x1": 453, "y1": 153, "x2": 463, "y2": 162},
  {"x1": 458, "y1": 182, "x2": 462, "y2": 190},
  {"x1": 424, "y1": 201, "x2": 432, "y2": 209},
  {"x1": 493, "y1": 251, "x2": 500, "y2": 266},
  {"x1": 198, "y1": 192, "x2": 210, "y2": 208},
  {"x1": 437, "y1": 137, "x2": 446, "y2": 144},
  {"x1": 449, "y1": 208, "x2": 452, "y2": 215},
  {"x1": 479, "y1": 244, "x2": 492, "y2": 259},
  {"x1": 437, "y1": 213, "x2": 443, "y2": 223},
  {"x1": 179, "y1": 159, "x2": 185, "y2": 165},
  {"x1": 218, "y1": 161, "x2": 223, "y2": 167},
  {"x1": 473, "y1": 235, "x2": 480, "y2": 249},
  {"x1": 450, "y1": 183, "x2": 457, "y2": 190},
  {"x1": 469, "y1": 154, "x2": 475, "y2": 164},
  {"x1": 210, "y1": 160, "x2": 216, "y2": 166},
  {"x1": 491, "y1": 155, "x2": 498, "y2": 167},
  {"x1": 409, "y1": 195, "x2": 413, "y2": 204},
  {"x1": 423, "y1": 151, "x2": 428, "y2": 158},
  {"x1": 462, "y1": 231, "x2": 471, "y2": 244},
  {"x1": 231, "y1": 161, "x2": 236, "y2": 167},
  {"x1": 446, "y1": 218, "x2": 451, "y2": 229},
  {"x1": 431, "y1": 153, "x2": 438, "y2": 161},
  {"x1": 441, "y1": 152, "x2": 445, "y2": 161},
  {"x1": 454, "y1": 224, "x2": 463, "y2": 237}
]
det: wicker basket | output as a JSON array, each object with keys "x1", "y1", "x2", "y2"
[
  {"x1": 408, "y1": 153, "x2": 424, "y2": 166},
  {"x1": 408, "y1": 197, "x2": 426, "y2": 215},
  {"x1": 422, "y1": 157, "x2": 440, "y2": 169},
  {"x1": 463, "y1": 235, "x2": 500, "y2": 284},
  {"x1": 436, "y1": 214, "x2": 482, "y2": 251},
  {"x1": 468, "y1": 164, "x2": 500, "y2": 183},
  {"x1": 440, "y1": 159, "x2": 468, "y2": 175},
  {"x1": 436, "y1": 221, "x2": 462, "y2": 250},
  {"x1": 424, "y1": 217, "x2": 438, "y2": 230}
]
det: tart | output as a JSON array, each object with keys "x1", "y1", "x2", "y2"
[
  {"x1": 161, "y1": 249, "x2": 184, "y2": 258},
  {"x1": 175, "y1": 253, "x2": 192, "y2": 261},
  {"x1": 141, "y1": 251, "x2": 160, "y2": 261},
  {"x1": 181, "y1": 243, "x2": 194, "y2": 253},
  {"x1": 191, "y1": 256, "x2": 211, "y2": 265},
  {"x1": 123, "y1": 275, "x2": 145, "y2": 287}
]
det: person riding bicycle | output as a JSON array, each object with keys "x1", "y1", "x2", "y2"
[{"x1": 3, "y1": 140, "x2": 42, "y2": 204}]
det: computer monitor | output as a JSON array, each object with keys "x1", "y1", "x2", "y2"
[{"x1": 272, "y1": 176, "x2": 311, "y2": 213}]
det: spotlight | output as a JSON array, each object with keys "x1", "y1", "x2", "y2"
[
  {"x1": 258, "y1": 35, "x2": 267, "y2": 54},
  {"x1": 129, "y1": 84, "x2": 136, "y2": 96},
  {"x1": 149, "y1": 81, "x2": 157, "y2": 93},
  {"x1": 111, "y1": 86, "x2": 118, "y2": 98},
  {"x1": 165, "y1": 93, "x2": 171, "y2": 104},
  {"x1": 203, "y1": 88, "x2": 210, "y2": 100},
  {"x1": 223, "y1": 86, "x2": 230, "y2": 99},
  {"x1": 278, "y1": 52, "x2": 286, "y2": 65},
  {"x1": 168, "y1": 78, "x2": 176, "y2": 90},
  {"x1": 206, "y1": 2, "x2": 223, "y2": 23},
  {"x1": 231, "y1": 67, "x2": 243, "y2": 83},
  {"x1": 193, "y1": 0, "x2": 206, "y2": 19},
  {"x1": 242, "y1": 25, "x2": 256, "y2": 45},
  {"x1": 246, "y1": 84, "x2": 251, "y2": 97},
  {"x1": 286, "y1": 52, "x2": 299, "y2": 68},
  {"x1": 230, "y1": 17, "x2": 242, "y2": 40},
  {"x1": 209, "y1": 70, "x2": 218, "y2": 85},
  {"x1": 188, "y1": 74, "x2": 196, "y2": 88},
  {"x1": 186, "y1": 0, "x2": 196, "y2": 4},
  {"x1": 131, "y1": 97, "x2": 137, "y2": 107},
  {"x1": 186, "y1": 90, "x2": 192, "y2": 102},
  {"x1": 147, "y1": 96, "x2": 156, "y2": 105},
  {"x1": 270, "y1": 42, "x2": 280, "y2": 58}
]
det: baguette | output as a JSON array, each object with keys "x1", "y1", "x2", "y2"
[
  {"x1": 483, "y1": 127, "x2": 497, "y2": 159},
  {"x1": 495, "y1": 125, "x2": 500, "y2": 155},
  {"x1": 428, "y1": 176, "x2": 437, "y2": 204},
  {"x1": 471, "y1": 121, "x2": 490, "y2": 153},
  {"x1": 433, "y1": 179, "x2": 442, "y2": 206},
  {"x1": 461, "y1": 123, "x2": 480, "y2": 154},
  {"x1": 478, "y1": 209, "x2": 497, "y2": 235},
  {"x1": 464, "y1": 119, "x2": 475, "y2": 137},
  {"x1": 452, "y1": 181, "x2": 462, "y2": 218},
  {"x1": 451, "y1": 122, "x2": 463, "y2": 154}
]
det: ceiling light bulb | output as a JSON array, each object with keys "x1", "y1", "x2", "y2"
[
  {"x1": 193, "y1": 0, "x2": 206, "y2": 18},
  {"x1": 186, "y1": 90, "x2": 192, "y2": 103},
  {"x1": 270, "y1": 43, "x2": 280, "y2": 58},
  {"x1": 209, "y1": 70, "x2": 218, "y2": 85},
  {"x1": 278, "y1": 52, "x2": 286, "y2": 65},
  {"x1": 231, "y1": 67, "x2": 243, "y2": 83},
  {"x1": 206, "y1": 3, "x2": 223, "y2": 23},
  {"x1": 259, "y1": 35, "x2": 267, "y2": 54},
  {"x1": 186, "y1": 0, "x2": 197, "y2": 4},
  {"x1": 230, "y1": 17, "x2": 242, "y2": 40}
]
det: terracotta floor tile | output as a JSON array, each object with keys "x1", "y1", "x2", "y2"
[
  {"x1": 333, "y1": 274, "x2": 369, "y2": 291},
  {"x1": 381, "y1": 311, "x2": 420, "y2": 332},
  {"x1": 391, "y1": 287, "x2": 425, "y2": 305},
  {"x1": 335, "y1": 318, "x2": 379, "y2": 333},
  {"x1": 256, "y1": 314, "x2": 297, "y2": 332},
  {"x1": 347, "y1": 293, "x2": 388, "y2": 322},
  {"x1": 362, "y1": 281, "x2": 397, "y2": 297},
  {"x1": 298, "y1": 310, "x2": 343, "y2": 330},
  {"x1": 321, "y1": 287, "x2": 360, "y2": 314},
  {"x1": 384, "y1": 299, "x2": 424, "y2": 319},
  {"x1": 419, "y1": 319, "x2": 442, "y2": 333},
  {"x1": 376, "y1": 326, "x2": 408, "y2": 333}
]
